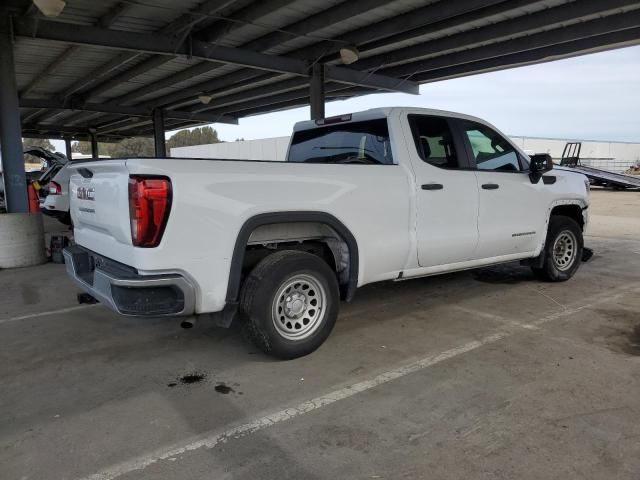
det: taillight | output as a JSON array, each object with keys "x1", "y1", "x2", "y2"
[
  {"x1": 49, "y1": 181, "x2": 62, "y2": 195},
  {"x1": 128, "y1": 176, "x2": 172, "y2": 248}
]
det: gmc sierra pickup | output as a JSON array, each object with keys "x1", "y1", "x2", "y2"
[{"x1": 64, "y1": 107, "x2": 589, "y2": 358}]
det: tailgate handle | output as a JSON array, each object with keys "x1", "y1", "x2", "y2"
[{"x1": 78, "y1": 167, "x2": 93, "y2": 179}]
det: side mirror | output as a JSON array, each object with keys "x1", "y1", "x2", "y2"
[{"x1": 528, "y1": 153, "x2": 553, "y2": 183}]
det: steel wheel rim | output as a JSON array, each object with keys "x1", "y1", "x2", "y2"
[
  {"x1": 552, "y1": 230, "x2": 577, "y2": 271},
  {"x1": 272, "y1": 273, "x2": 326, "y2": 341}
]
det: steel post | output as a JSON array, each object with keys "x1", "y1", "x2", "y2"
[
  {"x1": 64, "y1": 137, "x2": 73, "y2": 160},
  {"x1": 0, "y1": 16, "x2": 28, "y2": 213},
  {"x1": 310, "y1": 63, "x2": 325, "y2": 120},
  {"x1": 152, "y1": 109, "x2": 166, "y2": 157},
  {"x1": 90, "y1": 132, "x2": 98, "y2": 158}
]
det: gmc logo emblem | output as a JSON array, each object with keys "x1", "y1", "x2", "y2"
[{"x1": 77, "y1": 186, "x2": 95, "y2": 201}]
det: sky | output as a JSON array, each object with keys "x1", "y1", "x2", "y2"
[{"x1": 52, "y1": 44, "x2": 640, "y2": 151}]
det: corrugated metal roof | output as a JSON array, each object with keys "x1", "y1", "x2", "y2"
[{"x1": 7, "y1": 0, "x2": 640, "y2": 140}]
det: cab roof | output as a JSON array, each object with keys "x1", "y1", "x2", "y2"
[{"x1": 292, "y1": 107, "x2": 490, "y2": 132}]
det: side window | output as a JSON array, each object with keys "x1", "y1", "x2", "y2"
[
  {"x1": 408, "y1": 115, "x2": 460, "y2": 169},
  {"x1": 462, "y1": 121, "x2": 521, "y2": 172},
  {"x1": 288, "y1": 119, "x2": 394, "y2": 164}
]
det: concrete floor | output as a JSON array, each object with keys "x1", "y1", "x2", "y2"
[{"x1": 1, "y1": 189, "x2": 639, "y2": 480}]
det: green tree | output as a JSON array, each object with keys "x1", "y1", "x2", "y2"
[
  {"x1": 167, "y1": 126, "x2": 221, "y2": 151},
  {"x1": 110, "y1": 137, "x2": 154, "y2": 157},
  {"x1": 71, "y1": 141, "x2": 91, "y2": 154},
  {"x1": 71, "y1": 138, "x2": 153, "y2": 157},
  {"x1": 23, "y1": 138, "x2": 55, "y2": 151}
]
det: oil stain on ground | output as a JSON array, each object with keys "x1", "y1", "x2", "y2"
[
  {"x1": 167, "y1": 372, "x2": 207, "y2": 387},
  {"x1": 591, "y1": 308, "x2": 640, "y2": 356},
  {"x1": 167, "y1": 374, "x2": 243, "y2": 394},
  {"x1": 214, "y1": 383, "x2": 234, "y2": 394}
]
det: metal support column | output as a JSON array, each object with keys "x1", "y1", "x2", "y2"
[
  {"x1": 64, "y1": 137, "x2": 73, "y2": 160},
  {"x1": 310, "y1": 63, "x2": 325, "y2": 121},
  {"x1": 153, "y1": 109, "x2": 166, "y2": 157},
  {"x1": 90, "y1": 132, "x2": 98, "y2": 159},
  {"x1": 0, "y1": 16, "x2": 28, "y2": 213}
]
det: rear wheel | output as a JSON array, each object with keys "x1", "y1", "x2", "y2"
[
  {"x1": 532, "y1": 215, "x2": 583, "y2": 281},
  {"x1": 240, "y1": 250, "x2": 339, "y2": 359}
]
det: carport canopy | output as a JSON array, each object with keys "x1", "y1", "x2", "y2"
[{"x1": 1, "y1": 0, "x2": 640, "y2": 212}]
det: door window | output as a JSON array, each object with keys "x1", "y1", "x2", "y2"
[
  {"x1": 408, "y1": 115, "x2": 461, "y2": 169},
  {"x1": 462, "y1": 121, "x2": 521, "y2": 172}
]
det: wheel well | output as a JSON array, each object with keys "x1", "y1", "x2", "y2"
[
  {"x1": 226, "y1": 213, "x2": 359, "y2": 304},
  {"x1": 550, "y1": 204, "x2": 584, "y2": 230}
]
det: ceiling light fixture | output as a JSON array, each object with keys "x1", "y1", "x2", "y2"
[
  {"x1": 339, "y1": 46, "x2": 360, "y2": 65},
  {"x1": 198, "y1": 94, "x2": 213, "y2": 105},
  {"x1": 33, "y1": 0, "x2": 66, "y2": 17}
]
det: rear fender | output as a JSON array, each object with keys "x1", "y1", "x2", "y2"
[{"x1": 225, "y1": 212, "x2": 359, "y2": 304}]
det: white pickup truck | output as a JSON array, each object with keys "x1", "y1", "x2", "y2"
[{"x1": 64, "y1": 107, "x2": 589, "y2": 358}]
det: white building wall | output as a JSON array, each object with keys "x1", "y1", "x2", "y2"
[
  {"x1": 172, "y1": 135, "x2": 640, "y2": 173},
  {"x1": 170, "y1": 136, "x2": 290, "y2": 161}
]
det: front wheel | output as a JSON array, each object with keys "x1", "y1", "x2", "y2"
[
  {"x1": 531, "y1": 215, "x2": 583, "y2": 281},
  {"x1": 240, "y1": 250, "x2": 340, "y2": 359}
]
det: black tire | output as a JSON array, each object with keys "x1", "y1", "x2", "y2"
[
  {"x1": 239, "y1": 250, "x2": 340, "y2": 359},
  {"x1": 531, "y1": 215, "x2": 583, "y2": 282}
]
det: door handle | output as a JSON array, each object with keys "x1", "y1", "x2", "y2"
[
  {"x1": 481, "y1": 183, "x2": 499, "y2": 190},
  {"x1": 421, "y1": 183, "x2": 444, "y2": 190}
]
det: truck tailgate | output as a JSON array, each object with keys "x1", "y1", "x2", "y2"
[{"x1": 69, "y1": 160, "x2": 132, "y2": 248}]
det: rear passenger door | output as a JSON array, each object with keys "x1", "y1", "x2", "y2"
[
  {"x1": 456, "y1": 119, "x2": 547, "y2": 258},
  {"x1": 406, "y1": 115, "x2": 479, "y2": 267}
]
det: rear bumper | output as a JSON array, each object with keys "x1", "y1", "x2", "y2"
[{"x1": 63, "y1": 245, "x2": 195, "y2": 317}]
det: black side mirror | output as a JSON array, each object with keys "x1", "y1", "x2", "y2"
[{"x1": 529, "y1": 153, "x2": 553, "y2": 183}]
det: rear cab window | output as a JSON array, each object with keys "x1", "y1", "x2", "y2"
[
  {"x1": 288, "y1": 118, "x2": 394, "y2": 164},
  {"x1": 407, "y1": 114, "x2": 467, "y2": 169}
]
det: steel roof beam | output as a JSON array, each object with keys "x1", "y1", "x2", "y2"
[
  {"x1": 118, "y1": 0, "x2": 542, "y2": 111},
  {"x1": 19, "y1": 99, "x2": 239, "y2": 125},
  {"x1": 354, "y1": 0, "x2": 640, "y2": 71},
  {"x1": 225, "y1": 91, "x2": 365, "y2": 119},
  {"x1": 105, "y1": 62, "x2": 226, "y2": 106},
  {"x1": 21, "y1": 124, "x2": 125, "y2": 139},
  {"x1": 171, "y1": 0, "x2": 631, "y2": 113},
  {"x1": 204, "y1": 85, "x2": 372, "y2": 119},
  {"x1": 66, "y1": 0, "x2": 420, "y2": 111},
  {"x1": 193, "y1": 7, "x2": 640, "y2": 118},
  {"x1": 19, "y1": 2, "x2": 133, "y2": 97},
  {"x1": 382, "y1": 9, "x2": 640, "y2": 78},
  {"x1": 103, "y1": 0, "x2": 394, "y2": 108},
  {"x1": 35, "y1": 0, "x2": 240, "y2": 126},
  {"x1": 72, "y1": 0, "x2": 240, "y2": 103},
  {"x1": 410, "y1": 26, "x2": 640, "y2": 84},
  {"x1": 72, "y1": 0, "x2": 294, "y2": 106},
  {"x1": 13, "y1": 17, "x2": 418, "y2": 94},
  {"x1": 197, "y1": 0, "x2": 297, "y2": 43}
]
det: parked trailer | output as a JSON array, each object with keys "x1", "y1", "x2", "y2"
[{"x1": 559, "y1": 142, "x2": 640, "y2": 190}]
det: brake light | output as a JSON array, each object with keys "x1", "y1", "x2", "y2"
[
  {"x1": 315, "y1": 114, "x2": 352, "y2": 126},
  {"x1": 128, "y1": 176, "x2": 172, "y2": 247},
  {"x1": 49, "y1": 181, "x2": 62, "y2": 195}
]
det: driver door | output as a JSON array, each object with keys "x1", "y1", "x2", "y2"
[{"x1": 456, "y1": 119, "x2": 547, "y2": 259}]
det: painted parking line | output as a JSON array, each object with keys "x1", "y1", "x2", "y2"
[
  {"x1": 77, "y1": 286, "x2": 639, "y2": 480},
  {"x1": 0, "y1": 304, "x2": 98, "y2": 325}
]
